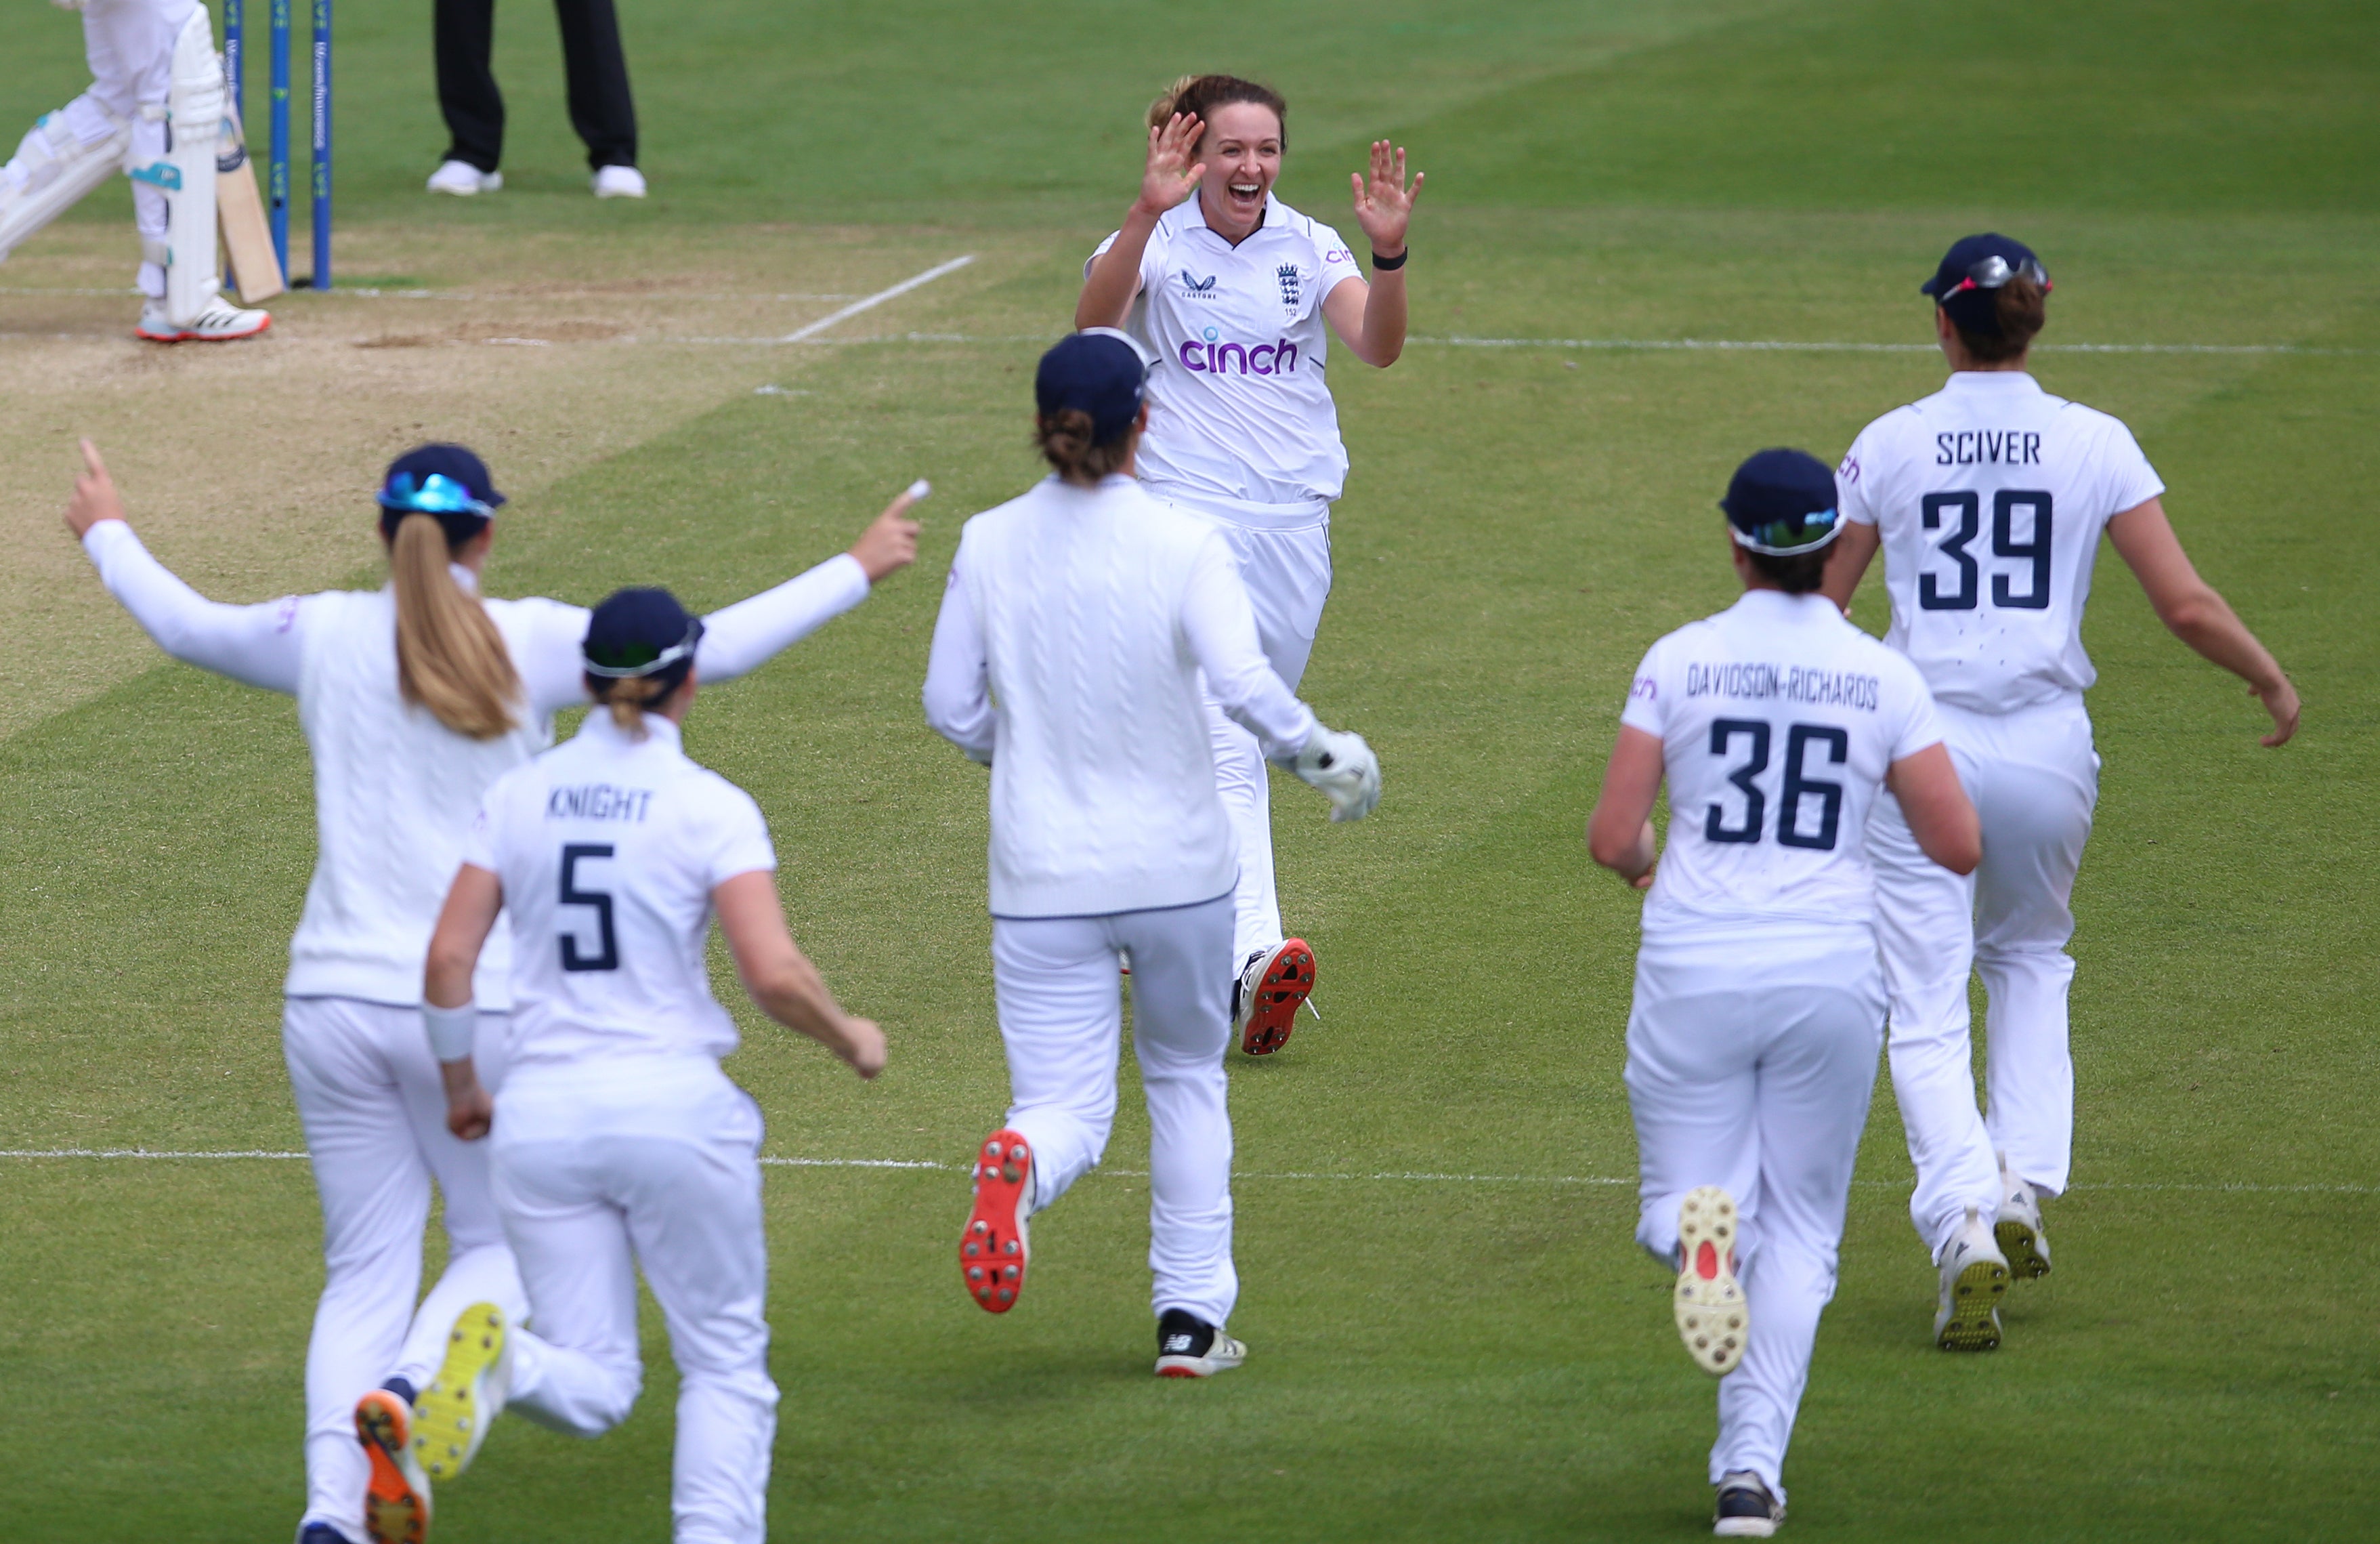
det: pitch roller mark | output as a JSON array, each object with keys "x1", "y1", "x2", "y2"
[{"x1": 1, "y1": 1149, "x2": 2371, "y2": 1196}]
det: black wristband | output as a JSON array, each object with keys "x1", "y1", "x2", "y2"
[{"x1": 1371, "y1": 247, "x2": 1408, "y2": 271}]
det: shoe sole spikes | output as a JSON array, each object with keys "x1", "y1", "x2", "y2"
[
  {"x1": 1674, "y1": 1186, "x2": 1748, "y2": 1376},
  {"x1": 961, "y1": 1129, "x2": 1031, "y2": 1313}
]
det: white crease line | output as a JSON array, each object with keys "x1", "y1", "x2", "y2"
[
  {"x1": 0, "y1": 287, "x2": 864, "y2": 301},
  {"x1": 2, "y1": 1149, "x2": 2369, "y2": 1195},
  {"x1": 1420, "y1": 335, "x2": 2367, "y2": 356},
  {"x1": 778, "y1": 255, "x2": 975, "y2": 343}
]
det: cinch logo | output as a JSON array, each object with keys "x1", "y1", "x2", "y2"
[{"x1": 1178, "y1": 328, "x2": 1299, "y2": 375}]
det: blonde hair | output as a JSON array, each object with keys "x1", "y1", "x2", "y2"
[
  {"x1": 388, "y1": 513, "x2": 521, "y2": 739},
  {"x1": 591, "y1": 672, "x2": 675, "y2": 738}
]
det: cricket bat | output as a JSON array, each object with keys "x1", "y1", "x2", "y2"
[{"x1": 215, "y1": 110, "x2": 284, "y2": 304}]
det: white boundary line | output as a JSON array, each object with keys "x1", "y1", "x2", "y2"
[
  {"x1": 776, "y1": 255, "x2": 975, "y2": 343},
  {"x1": 645, "y1": 329, "x2": 2369, "y2": 355},
  {"x1": 1, "y1": 1148, "x2": 2370, "y2": 1194}
]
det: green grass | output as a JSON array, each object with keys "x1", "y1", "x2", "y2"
[{"x1": 4, "y1": 0, "x2": 2378, "y2": 1539}]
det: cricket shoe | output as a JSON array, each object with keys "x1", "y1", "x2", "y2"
[
  {"x1": 426, "y1": 159, "x2": 501, "y2": 195},
  {"x1": 1934, "y1": 1209, "x2": 2012, "y2": 1351},
  {"x1": 356, "y1": 1381, "x2": 430, "y2": 1544},
  {"x1": 1154, "y1": 1308, "x2": 1246, "y2": 1378},
  {"x1": 591, "y1": 165, "x2": 647, "y2": 199},
  {"x1": 1674, "y1": 1186, "x2": 1748, "y2": 1375},
  {"x1": 961, "y1": 1129, "x2": 1031, "y2": 1313},
  {"x1": 1713, "y1": 1470, "x2": 1784, "y2": 1537},
  {"x1": 1233, "y1": 939, "x2": 1315, "y2": 1056},
  {"x1": 1995, "y1": 1158, "x2": 2052, "y2": 1280},
  {"x1": 135, "y1": 294, "x2": 270, "y2": 343},
  {"x1": 412, "y1": 1301, "x2": 509, "y2": 1480}
]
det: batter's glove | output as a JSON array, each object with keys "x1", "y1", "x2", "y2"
[{"x1": 1284, "y1": 726, "x2": 1380, "y2": 822}]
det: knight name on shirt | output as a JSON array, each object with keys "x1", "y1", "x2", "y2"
[
  {"x1": 546, "y1": 783, "x2": 656, "y2": 822},
  {"x1": 1935, "y1": 429, "x2": 2043, "y2": 466},
  {"x1": 1684, "y1": 662, "x2": 1882, "y2": 711}
]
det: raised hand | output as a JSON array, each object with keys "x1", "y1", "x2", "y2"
[
  {"x1": 849, "y1": 482, "x2": 925, "y2": 581},
  {"x1": 1348, "y1": 140, "x2": 1424, "y2": 257},
  {"x1": 1136, "y1": 112, "x2": 1207, "y2": 217},
  {"x1": 64, "y1": 438, "x2": 127, "y2": 538}
]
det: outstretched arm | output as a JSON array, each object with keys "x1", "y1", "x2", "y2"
[
  {"x1": 2106, "y1": 497, "x2": 2299, "y2": 746},
  {"x1": 66, "y1": 439, "x2": 306, "y2": 694},
  {"x1": 1076, "y1": 113, "x2": 1204, "y2": 332},
  {"x1": 1178, "y1": 536, "x2": 1315, "y2": 757},
  {"x1": 714, "y1": 869, "x2": 885, "y2": 1079},
  {"x1": 1587, "y1": 726, "x2": 1665, "y2": 888},
  {"x1": 1320, "y1": 142, "x2": 1422, "y2": 368}
]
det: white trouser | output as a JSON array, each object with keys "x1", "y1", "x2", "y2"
[
  {"x1": 992, "y1": 894, "x2": 1238, "y2": 1324},
  {"x1": 72, "y1": 0, "x2": 194, "y2": 296},
  {"x1": 1869, "y1": 694, "x2": 2098, "y2": 1257},
  {"x1": 493, "y1": 1060, "x2": 778, "y2": 1544},
  {"x1": 1165, "y1": 498, "x2": 1332, "y2": 964},
  {"x1": 1624, "y1": 925, "x2": 1885, "y2": 1507},
  {"x1": 282, "y1": 995, "x2": 533, "y2": 1543}
]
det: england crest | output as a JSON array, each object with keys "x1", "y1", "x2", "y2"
[{"x1": 1277, "y1": 262, "x2": 1301, "y2": 309}]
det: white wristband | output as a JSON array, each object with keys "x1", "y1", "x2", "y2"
[{"x1": 423, "y1": 1002, "x2": 477, "y2": 1064}]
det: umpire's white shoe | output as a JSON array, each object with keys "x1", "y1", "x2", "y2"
[
  {"x1": 427, "y1": 159, "x2": 501, "y2": 195},
  {"x1": 1674, "y1": 1186, "x2": 1747, "y2": 1375},
  {"x1": 1233, "y1": 938, "x2": 1315, "y2": 1056},
  {"x1": 591, "y1": 165, "x2": 647, "y2": 199},
  {"x1": 1935, "y1": 1209, "x2": 2012, "y2": 1351},
  {"x1": 1713, "y1": 1470, "x2": 1784, "y2": 1537},
  {"x1": 961, "y1": 1129, "x2": 1032, "y2": 1313},
  {"x1": 1995, "y1": 1156, "x2": 2052, "y2": 1280},
  {"x1": 412, "y1": 1301, "x2": 510, "y2": 1480},
  {"x1": 356, "y1": 1382, "x2": 431, "y2": 1544},
  {"x1": 136, "y1": 293, "x2": 270, "y2": 343},
  {"x1": 1154, "y1": 1308, "x2": 1246, "y2": 1378}
]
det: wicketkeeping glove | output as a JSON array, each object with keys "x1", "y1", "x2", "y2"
[{"x1": 1283, "y1": 726, "x2": 1381, "y2": 822}]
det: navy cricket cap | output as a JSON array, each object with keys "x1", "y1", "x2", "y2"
[
  {"x1": 1921, "y1": 233, "x2": 2050, "y2": 336},
  {"x1": 1036, "y1": 328, "x2": 1153, "y2": 446},
  {"x1": 582, "y1": 587, "x2": 704, "y2": 679},
  {"x1": 1720, "y1": 448, "x2": 1844, "y2": 557},
  {"x1": 379, "y1": 444, "x2": 505, "y2": 519}
]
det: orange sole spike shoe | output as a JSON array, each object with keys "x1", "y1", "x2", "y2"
[
  {"x1": 1235, "y1": 939, "x2": 1316, "y2": 1056},
  {"x1": 960, "y1": 1129, "x2": 1032, "y2": 1313},
  {"x1": 356, "y1": 1387, "x2": 431, "y2": 1544}
]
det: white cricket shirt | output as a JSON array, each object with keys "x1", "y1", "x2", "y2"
[
  {"x1": 1089, "y1": 195, "x2": 1365, "y2": 505},
  {"x1": 79, "y1": 519, "x2": 868, "y2": 1007},
  {"x1": 922, "y1": 474, "x2": 1317, "y2": 918},
  {"x1": 1621, "y1": 589, "x2": 1945, "y2": 933},
  {"x1": 1838, "y1": 371, "x2": 2165, "y2": 714},
  {"x1": 465, "y1": 711, "x2": 776, "y2": 1070}
]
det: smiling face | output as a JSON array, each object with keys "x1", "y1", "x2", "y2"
[{"x1": 1194, "y1": 101, "x2": 1284, "y2": 243}]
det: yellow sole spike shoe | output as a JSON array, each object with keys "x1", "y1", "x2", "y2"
[
  {"x1": 412, "y1": 1302, "x2": 509, "y2": 1482},
  {"x1": 1674, "y1": 1186, "x2": 1749, "y2": 1376}
]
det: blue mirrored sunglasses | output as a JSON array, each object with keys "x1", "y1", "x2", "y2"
[
  {"x1": 583, "y1": 620, "x2": 706, "y2": 679},
  {"x1": 377, "y1": 471, "x2": 495, "y2": 519},
  {"x1": 1730, "y1": 506, "x2": 1844, "y2": 557}
]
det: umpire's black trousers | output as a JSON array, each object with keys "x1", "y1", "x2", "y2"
[{"x1": 435, "y1": 0, "x2": 638, "y2": 173}]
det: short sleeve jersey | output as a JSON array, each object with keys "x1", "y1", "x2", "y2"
[
  {"x1": 1621, "y1": 589, "x2": 1945, "y2": 933},
  {"x1": 1088, "y1": 195, "x2": 1365, "y2": 505},
  {"x1": 1837, "y1": 371, "x2": 2165, "y2": 713},
  {"x1": 466, "y1": 709, "x2": 777, "y2": 1068}
]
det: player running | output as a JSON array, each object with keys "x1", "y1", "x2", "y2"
[
  {"x1": 62, "y1": 440, "x2": 917, "y2": 1544},
  {"x1": 1589, "y1": 449, "x2": 1980, "y2": 1537},
  {"x1": 422, "y1": 586, "x2": 883, "y2": 1544},
  {"x1": 923, "y1": 330, "x2": 1379, "y2": 1373},
  {"x1": 3, "y1": 0, "x2": 269, "y2": 341},
  {"x1": 1824, "y1": 234, "x2": 2300, "y2": 1350},
  {"x1": 1074, "y1": 73, "x2": 1419, "y2": 1056}
]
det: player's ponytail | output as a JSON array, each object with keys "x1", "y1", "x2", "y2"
[
  {"x1": 589, "y1": 671, "x2": 676, "y2": 738},
  {"x1": 1036, "y1": 406, "x2": 1139, "y2": 487},
  {"x1": 1148, "y1": 74, "x2": 1288, "y2": 148},
  {"x1": 388, "y1": 513, "x2": 522, "y2": 740},
  {"x1": 1953, "y1": 272, "x2": 2047, "y2": 364}
]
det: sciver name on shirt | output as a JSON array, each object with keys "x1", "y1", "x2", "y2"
[
  {"x1": 1934, "y1": 429, "x2": 2043, "y2": 467},
  {"x1": 545, "y1": 783, "x2": 658, "y2": 822}
]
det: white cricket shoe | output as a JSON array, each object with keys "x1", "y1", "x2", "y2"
[
  {"x1": 1713, "y1": 1470, "x2": 1784, "y2": 1537},
  {"x1": 591, "y1": 165, "x2": 647, "y2": 199},
  {"x1": 411, "y1": 1301, "x2": 510, "y2": 1480},
  {"x1": 1934, "y1": 1208, "x2": 2012, "y2": 1351},
  {"x1": 427, "y1": 159, "x2": 501, "y2": 196},
  {"x1": 1674, "y1": 1186, "x2": 1748, "y2": 1375},
  {"x1": 1995, "y1": 1156, "x2": 2052, "y2": 1280},
  {"x1": 1154, "y1": 1309, "x2": 1246, "y2": 1378},
  {"x1": 355, "y1": 1385, "x2": 431, "y2": 1544},
  {"x1": 136, "y1": 293, "x2": 270, "y2": 343}
]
